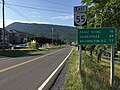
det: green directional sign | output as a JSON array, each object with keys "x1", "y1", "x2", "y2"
[{"x1": 78, "y1": 28, "x2": 117, "y2": 45}]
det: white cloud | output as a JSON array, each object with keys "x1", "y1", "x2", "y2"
[
  {"x1": 51, "y1": 15, "x2": 73, "y2": 20},
  {"x1": 0, "y1": 19, "x2": 50, "y2": 28}
]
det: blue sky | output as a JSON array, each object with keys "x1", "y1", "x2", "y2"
[{"x1": 0, "y1": 0, "x2": 83, "y2": 27}]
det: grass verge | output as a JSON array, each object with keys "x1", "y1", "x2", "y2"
[
  {"x1": 63, "y1": 48, "x2": 120, "y2": 90},
  {"x1": 63, "y1": 48, "x2": 83, "y2": 90},
  {"x1": 0, "y1": 46, "x2": 60, "y2": 58}
]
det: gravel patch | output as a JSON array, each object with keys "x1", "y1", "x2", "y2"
[{"x1": 50, "y1": 59, "x2": 69, "y2": 90}]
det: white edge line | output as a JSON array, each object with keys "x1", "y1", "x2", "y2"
[{"x1": 38, "y1": 48, "x2": 73, "y2": 90}]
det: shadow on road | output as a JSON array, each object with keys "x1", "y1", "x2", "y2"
[{"x1": 0, "y1": 50, "x2": 45, "y2": 58}]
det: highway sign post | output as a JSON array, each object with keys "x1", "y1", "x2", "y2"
[
  {"x1": 74, "y1": 5, "x2": 116, "y2": 89},
  {"x1": 78, "y1": 28, "x2": 116, "y2": 45},
  {"x1": 110, "y1": 45, "x2": 114, "y2": 90},
  {"x1": 78, "y1": 28, "x2": 116, "y2": 89},
  {"x1": 74, "y1": 13, "x2": 87, "y2": 26},
  {"x1": 74, "y1": 6, "x2": 87, "y2": 26},
  {"x1": 74, "y1": 6, "x2": 87, "y2": 13},
  {"x1": 74, "y1": 5, "x2": 87, "y2": 75}
]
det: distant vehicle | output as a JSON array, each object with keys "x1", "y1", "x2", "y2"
[{"x1": 15, "y1": 43, "x2": 28, "y2": 48}]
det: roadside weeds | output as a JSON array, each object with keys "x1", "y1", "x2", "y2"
[{"x1": 63, "y1": 48, "x2": 120, "y2": 90}]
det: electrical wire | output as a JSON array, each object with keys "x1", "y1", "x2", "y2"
[
  {"x1": 4, "y1": 2, "x2": 73, "y2": 14},
  {"x1": 40, "y1": 0, "x2": 85, "y2": 7},
  {"x1": 5, "y1": 3, "x2": 32, "y2": 21},
  {"x1": 23, "y1": 0, "x2": 30, "y2": 5},
  {"x1": 21, "y1": 1, "x2": 72, "y2": 10},
  {"x1": 5, "y1": 0, "x2": 74, "y2": 11},
  {"x1": 40, "y1": 0, "x2": 73, "y2": 7}
]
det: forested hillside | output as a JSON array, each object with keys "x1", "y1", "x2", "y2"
[{"x1": 6, "y1": 22, "x2": 77, "y2": 42}]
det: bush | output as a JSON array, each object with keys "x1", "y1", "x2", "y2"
[{"x1": 31, "y1": 42, "x2": 39, "y2": 49}]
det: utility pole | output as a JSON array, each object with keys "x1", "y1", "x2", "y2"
[
  {"x1": 51, "y1": 28, "x2": 54, "y2": 45},
  {"x1": 2, "y1": 0, "x2": 5, "y2": 51}
]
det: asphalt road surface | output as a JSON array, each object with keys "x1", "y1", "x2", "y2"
[{"x1": 0, "y1": 46, "x2": 72, "y2": 90}]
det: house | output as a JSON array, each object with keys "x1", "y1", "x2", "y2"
[
  {"x1": 0, "y1": 28, "x2": 28, "y2": 44},
  {"x1": 0, "y1": 28, "x2": 9, "y2": 43},
  {"x1": 7, "y1": 29, "x2": 28, "y2": 44},
  {"x1": 0, "y1": 28, "x2": 2, "y2": 42}
]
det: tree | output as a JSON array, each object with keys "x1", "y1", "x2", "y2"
[
  {"x1": 85, "y1": 45, "x2": 95, "y2": 57},
  {"x1": 81, "y1": 0, "x2": 120, "y2": 62},
  {"x1": 95, "y1": 45, "x2": 107, "y2": 63}
]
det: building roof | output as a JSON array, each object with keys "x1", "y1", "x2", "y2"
[
  {"x1": 0, "y1": 28, "x2": 9, "y2": 34},
  {"x1": 7, "y1": 29, "x2": 27, "y2": 34},
  {"x1": 0, "y1": 28, "x2": 28, "y2": 35}
]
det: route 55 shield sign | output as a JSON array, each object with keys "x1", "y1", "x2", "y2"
[
  {"x1": 74, "y1": 6, "x2": 87, "y2": 26},
  {"x1": 74, "y1": 13, "x2": 87, "y2": 26}
]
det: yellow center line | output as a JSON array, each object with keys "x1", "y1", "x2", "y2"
[{"x1": 0, "y1": 48, "x2": 64, "y2": 73}]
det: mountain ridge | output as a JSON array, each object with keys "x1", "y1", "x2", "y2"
[{"x1": 6, "y1": 22, "x2": 77, "y2": 42}]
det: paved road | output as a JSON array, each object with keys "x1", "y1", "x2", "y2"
[{"x1": 0, "y1": 46, "x2": 72, "y2": 90}]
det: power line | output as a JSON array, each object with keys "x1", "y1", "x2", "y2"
[
  {"x1": 23, "y1": 0, "x2": 30, "y2": 5},
  {"x1": 5, "y1": 3, "x2": 32, "y2": 21},
  {"x1": 6, "y1": 6, "x2": 31, "y2": 21},
  {"x1": 40, "y1": 0, "x2": 85, "y2": 7},
  {"x1": 0, "y1": 1, "x2": 32, "y2": 21},
  {"x1": 18, "y1": 1, "x2": 72, "y2": 10},
  {"x1": 6, "y1": 0, "x2": 73, "y2": 11},
  {"x1": 4, "y1": 2, "x2": 73, "y2": 14},
  {"x1": 40, "y1": 0, "x2": 73, "y2": 7}
]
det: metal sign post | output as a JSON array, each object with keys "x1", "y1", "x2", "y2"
[
  {"x1": 79, "y1": 45, "x2": 82, "y2": 74},
  {"x1": 74, "y1": 5, "x2": 116, "y2": 89},
  {"x1": 110, "y1": 45, "x2": 114, "y2": 90},
  {"x1": 77, "y1": 28, "x2": 116, "y2": 89},
  {"x1": 74, "y1": 5, "x2": 87, "y2": 75}
]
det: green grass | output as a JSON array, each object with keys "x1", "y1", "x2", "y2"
[
  {"x1": 0, "y1": 46, "x2": 60, "y2": 58},
  {"x1": 63, "y1": 48, "x2": 83, "y2": 90},
  {"x1": 63, "y1": 48, "x2": 120, "y2": 90}
]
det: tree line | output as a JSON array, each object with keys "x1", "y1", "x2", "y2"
[
  {"x1": 81, "y1": 0, "x2": 120, "y2": 62},
  {"x1": 28, "y1": 35, "x2": 66, "y2": 46}
]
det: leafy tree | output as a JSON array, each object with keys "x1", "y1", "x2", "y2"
[
  {"x1": 28, "y1": 35, "x2": 65, "y2": 46},
  {"x1": 85, "y1": 45, "x2": 95, "y2": 57},
  {"x1": 81, "y1": 0, "x2": 120, "y2": 62},
  {"x1": 94, "y1": 45, "x2": 107, "y2": 63},
  {"x1": 82, "y1": 0, "x2": 120, "y2": 42}
]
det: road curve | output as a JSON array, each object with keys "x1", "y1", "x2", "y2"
[{"x1": 0, "y1": 46, "x2": 72, "y2": 90}]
